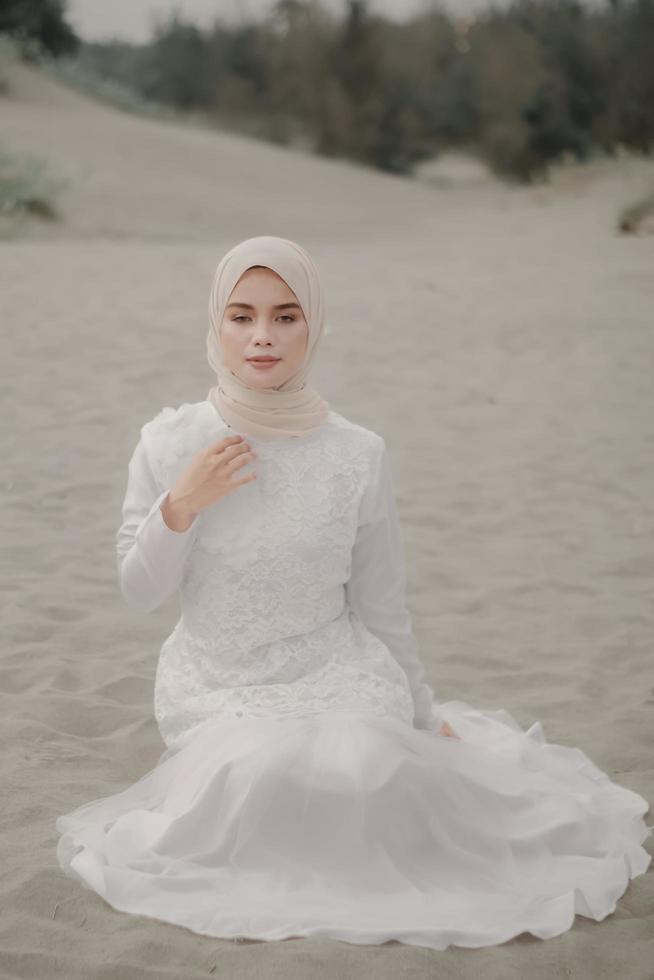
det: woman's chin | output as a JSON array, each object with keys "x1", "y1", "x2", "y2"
[{"x1": 239, "y1": 363, "x2": 290, "y2": 388}]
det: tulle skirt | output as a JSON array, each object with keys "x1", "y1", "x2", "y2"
[{"x1": 55, "y1": 700, "x2": 653, "y2": 951}]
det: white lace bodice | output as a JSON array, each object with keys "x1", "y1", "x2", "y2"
[{"x1": 116, "y1": 400, "x2": 437, "y2": 749}]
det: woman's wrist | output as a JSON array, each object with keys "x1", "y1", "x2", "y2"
[{"x1": 160, "y1": 491, "x2": 197, "y2": 533}]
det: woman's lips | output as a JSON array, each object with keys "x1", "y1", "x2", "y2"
[{"x1": 247, "y1": 358, "x2": 280, "y2": 369}]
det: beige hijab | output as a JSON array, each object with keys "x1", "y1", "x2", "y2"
[{"x1": 206, "y1": 235, "x2": 330, "y2": 442}]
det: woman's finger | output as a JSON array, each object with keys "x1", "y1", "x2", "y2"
[
  {"x1": 439, "y1": 721, "x2": 460, "y2": 739},
  {"x1": 206, "y1": 435, "x2": 244, "y2": 455}
]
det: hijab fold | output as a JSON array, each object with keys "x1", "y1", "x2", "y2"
[{"x1": 206, "y1": 235, "x2": 330, "y2": 442}]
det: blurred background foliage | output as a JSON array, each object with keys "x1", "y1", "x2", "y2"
[{"x1": 1, "y1": 0, "x2": 653, "y2": 183}]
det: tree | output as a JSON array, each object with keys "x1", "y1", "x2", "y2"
[{"x1": 0, "y1": 0, "x2": 79, "y2": 59}]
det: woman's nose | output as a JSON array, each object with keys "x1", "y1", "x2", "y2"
[{"x1": 252, "y1": 321, "x2": 275, "y2": 341}]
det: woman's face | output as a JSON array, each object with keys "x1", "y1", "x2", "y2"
[{"x1": 220, "y1": 266, "x2": 309, "y2": 389}]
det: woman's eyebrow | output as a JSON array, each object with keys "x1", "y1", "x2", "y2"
[{"x1": 226, "y1": 302, "x2": 302, "y2": 311}]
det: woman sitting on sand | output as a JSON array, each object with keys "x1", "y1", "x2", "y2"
[{"x1": 55, "y1": 235, "x2": 651, "y2": 951}]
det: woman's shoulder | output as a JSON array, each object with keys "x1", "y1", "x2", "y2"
[
  {"x1": 138, "y1": 400, "x2": 219, "y2": 472},
  {"x1": 327, "y1": 409, "x2": 385, "y2": 456},
  {"x1": 140, "y1": 399, "x2": 212, "y2": 439}
]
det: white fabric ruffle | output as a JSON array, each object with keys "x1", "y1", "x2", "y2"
[{"x1": 55, "y1": 701, "x2": 652, "y2": 951}]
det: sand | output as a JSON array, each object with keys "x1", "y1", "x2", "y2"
[{"x1": 1, "y1": 59, "x2": 653, "y2": 980}]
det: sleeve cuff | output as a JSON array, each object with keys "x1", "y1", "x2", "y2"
[{"x1": 135, "y1": 489, "x2": 199, "y2": 580}]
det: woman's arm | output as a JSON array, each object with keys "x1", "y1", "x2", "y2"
[
  {"x1": 345, "y1": 436, "x2": 438, "y2": 731},
  {"x1": 116, "y1": 438, "x2": 199, "y2": 613}
]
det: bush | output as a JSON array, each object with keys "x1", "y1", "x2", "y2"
[
  {"x1": 0, "y1": 141, "x2": 67, "y2": 224},
  {"x1": 618, "y1": 190, "x2": 654, "y2": 234}
]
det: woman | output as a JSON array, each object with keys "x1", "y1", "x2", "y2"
[{"x1": 56, "y1": 235, "x2": 652, "y2": 950}]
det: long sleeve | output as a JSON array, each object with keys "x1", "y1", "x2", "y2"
[
  {"x1": 116, "y1": 437, "x2": 200, "y2": 613},
  {"x1": 345, "y1": 437, "x2": 438, "y2": 731}
]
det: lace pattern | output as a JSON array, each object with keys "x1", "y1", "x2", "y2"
[{"x1": 141, "y1": 401, "x2": 416, "y2": 749}]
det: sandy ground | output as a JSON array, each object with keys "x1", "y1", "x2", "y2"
[{"x1": 1, "y1": 60, "x2": 654, "y2": 980}]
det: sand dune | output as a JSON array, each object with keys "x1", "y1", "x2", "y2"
[{"x1": 1, "y1": 60, "x2": 653, "y2": 979}]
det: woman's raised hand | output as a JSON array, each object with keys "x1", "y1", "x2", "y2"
[{"x1": 161, "y1": 434, "x2": 257, "y2": 532}]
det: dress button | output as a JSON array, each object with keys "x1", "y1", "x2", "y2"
[{"x1": 236, "y1": 710, "x2": 243, "y2": 717}]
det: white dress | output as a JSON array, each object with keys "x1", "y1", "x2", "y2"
[{"x1": 55, "y1": 400, "x2": 653, "y2": 950}]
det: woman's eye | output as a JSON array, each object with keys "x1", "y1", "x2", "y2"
[{"x1": 232, "y1": 315, "x2": 295, "y2": 323}]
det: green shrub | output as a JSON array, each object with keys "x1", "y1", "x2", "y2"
[{"x1": 0, "y1": 142, "x2": 67, "y2": 222}]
